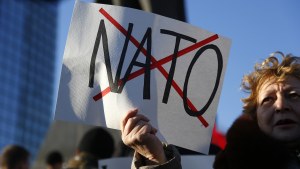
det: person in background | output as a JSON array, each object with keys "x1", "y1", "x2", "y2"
[
  {"x1": 0, "y1": 145, "x2": 30, "y2": 169},
  {"x1": 46, "y1": 151, "x2": 64, "y2": 169},
  {"x1": 65, "y1": 127, "x2": 115, "y2": 169},
  {"x1": 121, "y1": 52, "x2": 300, "y2": 169}
]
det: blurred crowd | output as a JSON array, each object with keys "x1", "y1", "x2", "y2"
[{"x1": 0, "y1": 127, "x2": 133, "y2": 169}]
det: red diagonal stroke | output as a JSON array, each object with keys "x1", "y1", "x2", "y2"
[
  {"x1": 93, "y1": 35, "x2": 218, "y2": 127},
  {"x1": 96, "y1": 8, "x2": 219, "y2": 127}
]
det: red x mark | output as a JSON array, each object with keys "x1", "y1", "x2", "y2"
[{"x1": 93, "y1": 8, "x2": 219, "y2": 127}]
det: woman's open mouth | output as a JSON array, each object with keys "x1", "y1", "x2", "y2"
[{"x1": 275, "y1": 119, "x2": 297, "y2": 127}]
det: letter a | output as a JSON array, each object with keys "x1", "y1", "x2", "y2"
[{"x1": 118, "y1": 28, "x2": 152, "y2": 99}]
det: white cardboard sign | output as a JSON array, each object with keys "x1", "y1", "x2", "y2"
[
  {"x1": 55, "y1": 1, "x2": 231, "y2": 154},
  {"x1": 98, "y1": 156, "x2": 215, "y2": 169}
]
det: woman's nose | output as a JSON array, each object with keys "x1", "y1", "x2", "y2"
[{"x1": 274, "y1": 95, "x2": 290, "y2": 113}]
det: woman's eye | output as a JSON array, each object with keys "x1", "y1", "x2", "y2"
[
  {"x1": 288, "y1": 91, "x2": 300, "y2": 100},
  {"x1": 261, "y1": 97, "x2": 273, "y2": 105}
]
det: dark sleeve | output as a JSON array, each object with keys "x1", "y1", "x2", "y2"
[{"x1": 131, "y1": 143, "x2": 182, "y2": 169}]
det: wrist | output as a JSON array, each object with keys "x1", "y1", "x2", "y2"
[{"x1": 146, "y1": 152, "x2": 167, "y2": 165}]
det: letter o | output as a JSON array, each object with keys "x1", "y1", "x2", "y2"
[{"x1": 183, "y1": 44, "x2": 223, "y2": 117}]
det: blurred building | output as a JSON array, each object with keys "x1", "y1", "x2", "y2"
[{"x1": 0, "y1": 0, "x2": 59, "y2": 158}]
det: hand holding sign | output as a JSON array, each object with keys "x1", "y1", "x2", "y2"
[
  {"x1": 121, "y1": 109, "x2": 167, "y2": 164},
  {"x1": 55, "y1": 1, "x2": 231, "y2": 154}
]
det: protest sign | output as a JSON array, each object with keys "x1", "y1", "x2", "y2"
[
  {"x1": 98, "y1": 156, "x2": 215, "y2": 169},
  {"x1": 55, "y1": 0, "x2": 231, "y2": 154}
]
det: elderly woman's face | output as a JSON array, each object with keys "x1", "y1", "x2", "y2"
[{"x1": 256, "y1": 76, "x2": 300, "y2": 142}]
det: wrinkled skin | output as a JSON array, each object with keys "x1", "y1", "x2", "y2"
[{"x1": 257, "y1": 76, "x2": 300, "y2": 144}]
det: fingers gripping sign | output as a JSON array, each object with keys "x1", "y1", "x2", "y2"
[{"x1": 121, "y1": 109, "x2": 167, "y2": 164}]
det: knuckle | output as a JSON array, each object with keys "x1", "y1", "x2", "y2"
[
  {"x1": 136, "y1": 133, "x2": 147, "y2": 143},
  {"x1": 122, "y1": 137, "x2": 131, "y2": 146},
  {"x1": 127, "y1": 117, "x2": 135, "y2": 124}
]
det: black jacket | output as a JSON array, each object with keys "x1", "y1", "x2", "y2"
[{"x1": 214, "y1": 114, "x2": 300, "y2": 169}]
